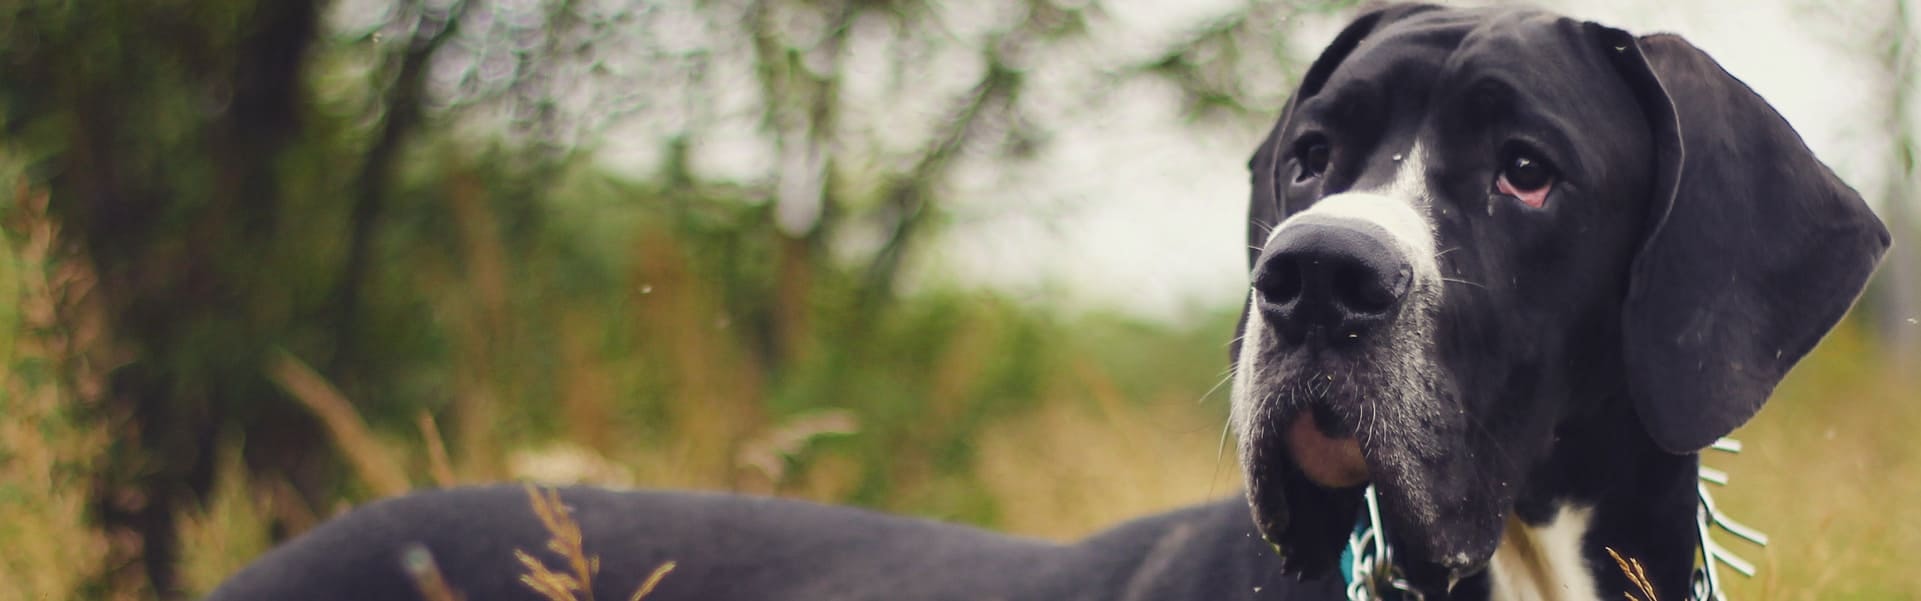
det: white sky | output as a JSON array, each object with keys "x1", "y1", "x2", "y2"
[{"x1": 926, "y1": 0, "x2": 1908, "y2": 323}]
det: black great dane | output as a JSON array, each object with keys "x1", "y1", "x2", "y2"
[{"x1": 209, "y1": 5, "x2": 1891, "y2": 601}]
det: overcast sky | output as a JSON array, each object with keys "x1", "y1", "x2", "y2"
[{"x1": 927, "y1": 0, "x2": 1909, "y2": 322}]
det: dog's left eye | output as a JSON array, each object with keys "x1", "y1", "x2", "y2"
[
  {"x1": 1495, "y1": 150, "x2": 1555, "y2": 208},
  {"x1": 1293, "y1": 136, "x2": 1332, "y2": 182}
]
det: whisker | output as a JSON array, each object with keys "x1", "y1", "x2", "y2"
[
  {"x1": 1442, "y1": 276, "x2": 1487, "y2": 290},
  {"x1": 1196, "y1": 370, "x2": 1236, "y2": 406},
  {"x1": 1365, "y1": 377, "x2": 1381, "y2": 451},
  {"x1": 1210, "y1": 416, "x2": 1234, "y2": 497},
  {"x1": 1363, "y1": 404, "x2": 1374, "y2": 449},
  {"x1": 1346, "y1": 370, "x2": 1363, "y2": 447},
  {"x1": 1363, "y1": 405, "x2": 1373, "y2": 450},
  {"x1": 1349, "y1": 372, "x2": 1367, "y2": 447}
]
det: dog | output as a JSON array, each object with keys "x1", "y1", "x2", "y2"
[{"x1": 207, "y1": 4, "x2": 1890, "y2": 600}]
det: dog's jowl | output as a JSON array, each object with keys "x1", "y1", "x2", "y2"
[{"x1": 208, "y1": 4, "x2": 1890, "y2": 601}]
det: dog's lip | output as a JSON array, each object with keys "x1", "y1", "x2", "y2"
[{"x1": 1283, "y1": 414, "x2": 1369, "y2": 487}]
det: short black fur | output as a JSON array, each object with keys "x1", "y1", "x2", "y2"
[
  {"x1": 1233, "y1": 5, "x2": 1886, "y2": 599},
  {"x1": 208, "y1": 485, "x2": 1342, "y2": 601}
]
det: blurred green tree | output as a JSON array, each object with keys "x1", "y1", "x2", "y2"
[
  {"x1": 3, "y1": 2, "x2": 333, "y2": 595},
  {"x1": 2, "y1": 0, "x2": 1343, "y2": 597}
]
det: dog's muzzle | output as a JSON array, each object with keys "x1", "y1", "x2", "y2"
[
  {"x1": 1247, "y1": 202, "x2": 1418, "y2": 489},
  {"x1": 1236, "y1": 190, "x2": 1442, "y2": 535}
]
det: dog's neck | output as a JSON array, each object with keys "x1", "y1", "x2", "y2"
[
  {"x1": 1484, "y1": 506, "x2": 1601, "y2": 601},
  {"x1": 1462, "y1": 412, "x2": 1702, "y2": 601}
]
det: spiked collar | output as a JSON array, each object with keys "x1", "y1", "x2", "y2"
[{"x1": 1337, "y1": 438, "x2": 1766, "y2": 601}]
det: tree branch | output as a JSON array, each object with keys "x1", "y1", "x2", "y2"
[
  {"x1": 859, "y1": 54, "x2": 1022, "y2": 307},
  {"x1": 329, "y1": 0, "x2": 472, "y2": 380}
]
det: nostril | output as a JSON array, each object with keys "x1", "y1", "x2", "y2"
[
  {"x1": 1333, "y1": 261, "x2": 1407, "y2": 315},
  {"x1": 1254, "y1": 258, "x2": 1304, "y2": 304}
]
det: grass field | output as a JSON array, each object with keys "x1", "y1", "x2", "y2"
[
  {"x1": 22, "y1": 321, "x2": 1910, "y2": 601},
  {"x1": 1, "y1": 175, "x2": 1916, "y2": 600}
]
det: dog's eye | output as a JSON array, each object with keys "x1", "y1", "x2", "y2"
[
  {"x1": 1294, "y1": 138, "x2": 1331, "y2": 182},
  {"x1": 1495, "y1": 149, "x2": 1555, "y2": 208}
]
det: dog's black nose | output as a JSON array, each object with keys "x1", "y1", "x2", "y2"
[{"x1": 1253, "y1": 217, "x2": 1412, "y2": 343}]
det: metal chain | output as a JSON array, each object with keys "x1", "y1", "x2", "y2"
[
  {"x1": 1345, "y1": 486, "x2": 1423, "y2": 601},
  {"x1": 1343, "y1": 438, "x2": 1765, "y2": 601}
]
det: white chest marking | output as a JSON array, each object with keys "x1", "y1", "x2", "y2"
[{"x1": 1487, "y1": 505, "x2": 1602, "y2": 601}]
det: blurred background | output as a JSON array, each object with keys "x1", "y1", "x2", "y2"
[{"x1": 0, "y1": 0, "x2": 1915, "y2": 599}]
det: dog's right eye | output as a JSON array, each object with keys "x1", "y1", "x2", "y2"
[
  {"x1": 1294, "y1": 137, "x2": 1331, "y2": 182},
  {"x1": 1495, "y1": 147, "x2": 1556, "y2": 208}
]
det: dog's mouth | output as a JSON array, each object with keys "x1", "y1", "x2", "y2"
[
  {"x1": 1243, "y1": 383, "x2": 1509, "y2": 592},
  {"x1": 1284, "y1": 406, "x2": 1369, "y2": 488},
  {"x1": 1237, "y1": 338, "x2": 1504, "y2": 589}
]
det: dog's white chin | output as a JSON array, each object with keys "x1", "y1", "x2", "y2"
[{"x1": 1283, "y1": 415, "x2": 1370, "y2": 487}]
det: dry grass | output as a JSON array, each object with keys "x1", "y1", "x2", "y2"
[
  {"x1": 515, "y1": 484, "x2": 676, "y2": 601},
  {"x1": 143, "y1": 320, "x2": 1921, "y2": 600},
  {"x1": 402, "y1": 543, "x2": 465, "y2": 601},
  {"x1": 0, "y1": 180, "x2": 123, "y2": 600},
  {"x1": 420, "y1": 411, "x2": 459, "y2": 488},
  {"x1": 1607, "y1": 547, "x2": 1659, "y2": 601},
  {"x1": 176, "y1": 444, "x2": 275, "y2": 595},
  {"x1": 974, "y1": 360, "x2": 1240, "y2": 539},
  {"x1": 269, "y1": 350, "x2": 413, "y2": 498},
  {"x1": 1713, "y1": 324, "x2": 1921, "y2": 600}
]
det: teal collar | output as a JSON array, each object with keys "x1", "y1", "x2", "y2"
[
  {"x1": 1338, "y1": 485, "x2": 1421, "y2": 601},
  {"x1": 1335, "y1": 438, "x2": 1765, "y2": 601}
]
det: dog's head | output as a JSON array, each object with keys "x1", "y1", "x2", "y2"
[{"x1": 1231, "y1": 3, "x2": 1890, "y2": 586}]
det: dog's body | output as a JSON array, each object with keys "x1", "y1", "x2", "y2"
[
  {"x1": 208, "y1": 486, "x2": 1339, "y2": 601},
  {"x1": 209, "y1": 4, "x2": 1890, "y2": 601}
]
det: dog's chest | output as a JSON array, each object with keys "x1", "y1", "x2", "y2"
[{"x1": 1485, "y1": 505, "x2": 1601, "y2": 601}]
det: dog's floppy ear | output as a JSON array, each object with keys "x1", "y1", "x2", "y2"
[{"x1": 1594, "y1": 26, "x2": 1891, "y2": 453}]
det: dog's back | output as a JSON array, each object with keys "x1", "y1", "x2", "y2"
[{"x1": 206, "y1": 484, "x2": 1334, "y2": 601}]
